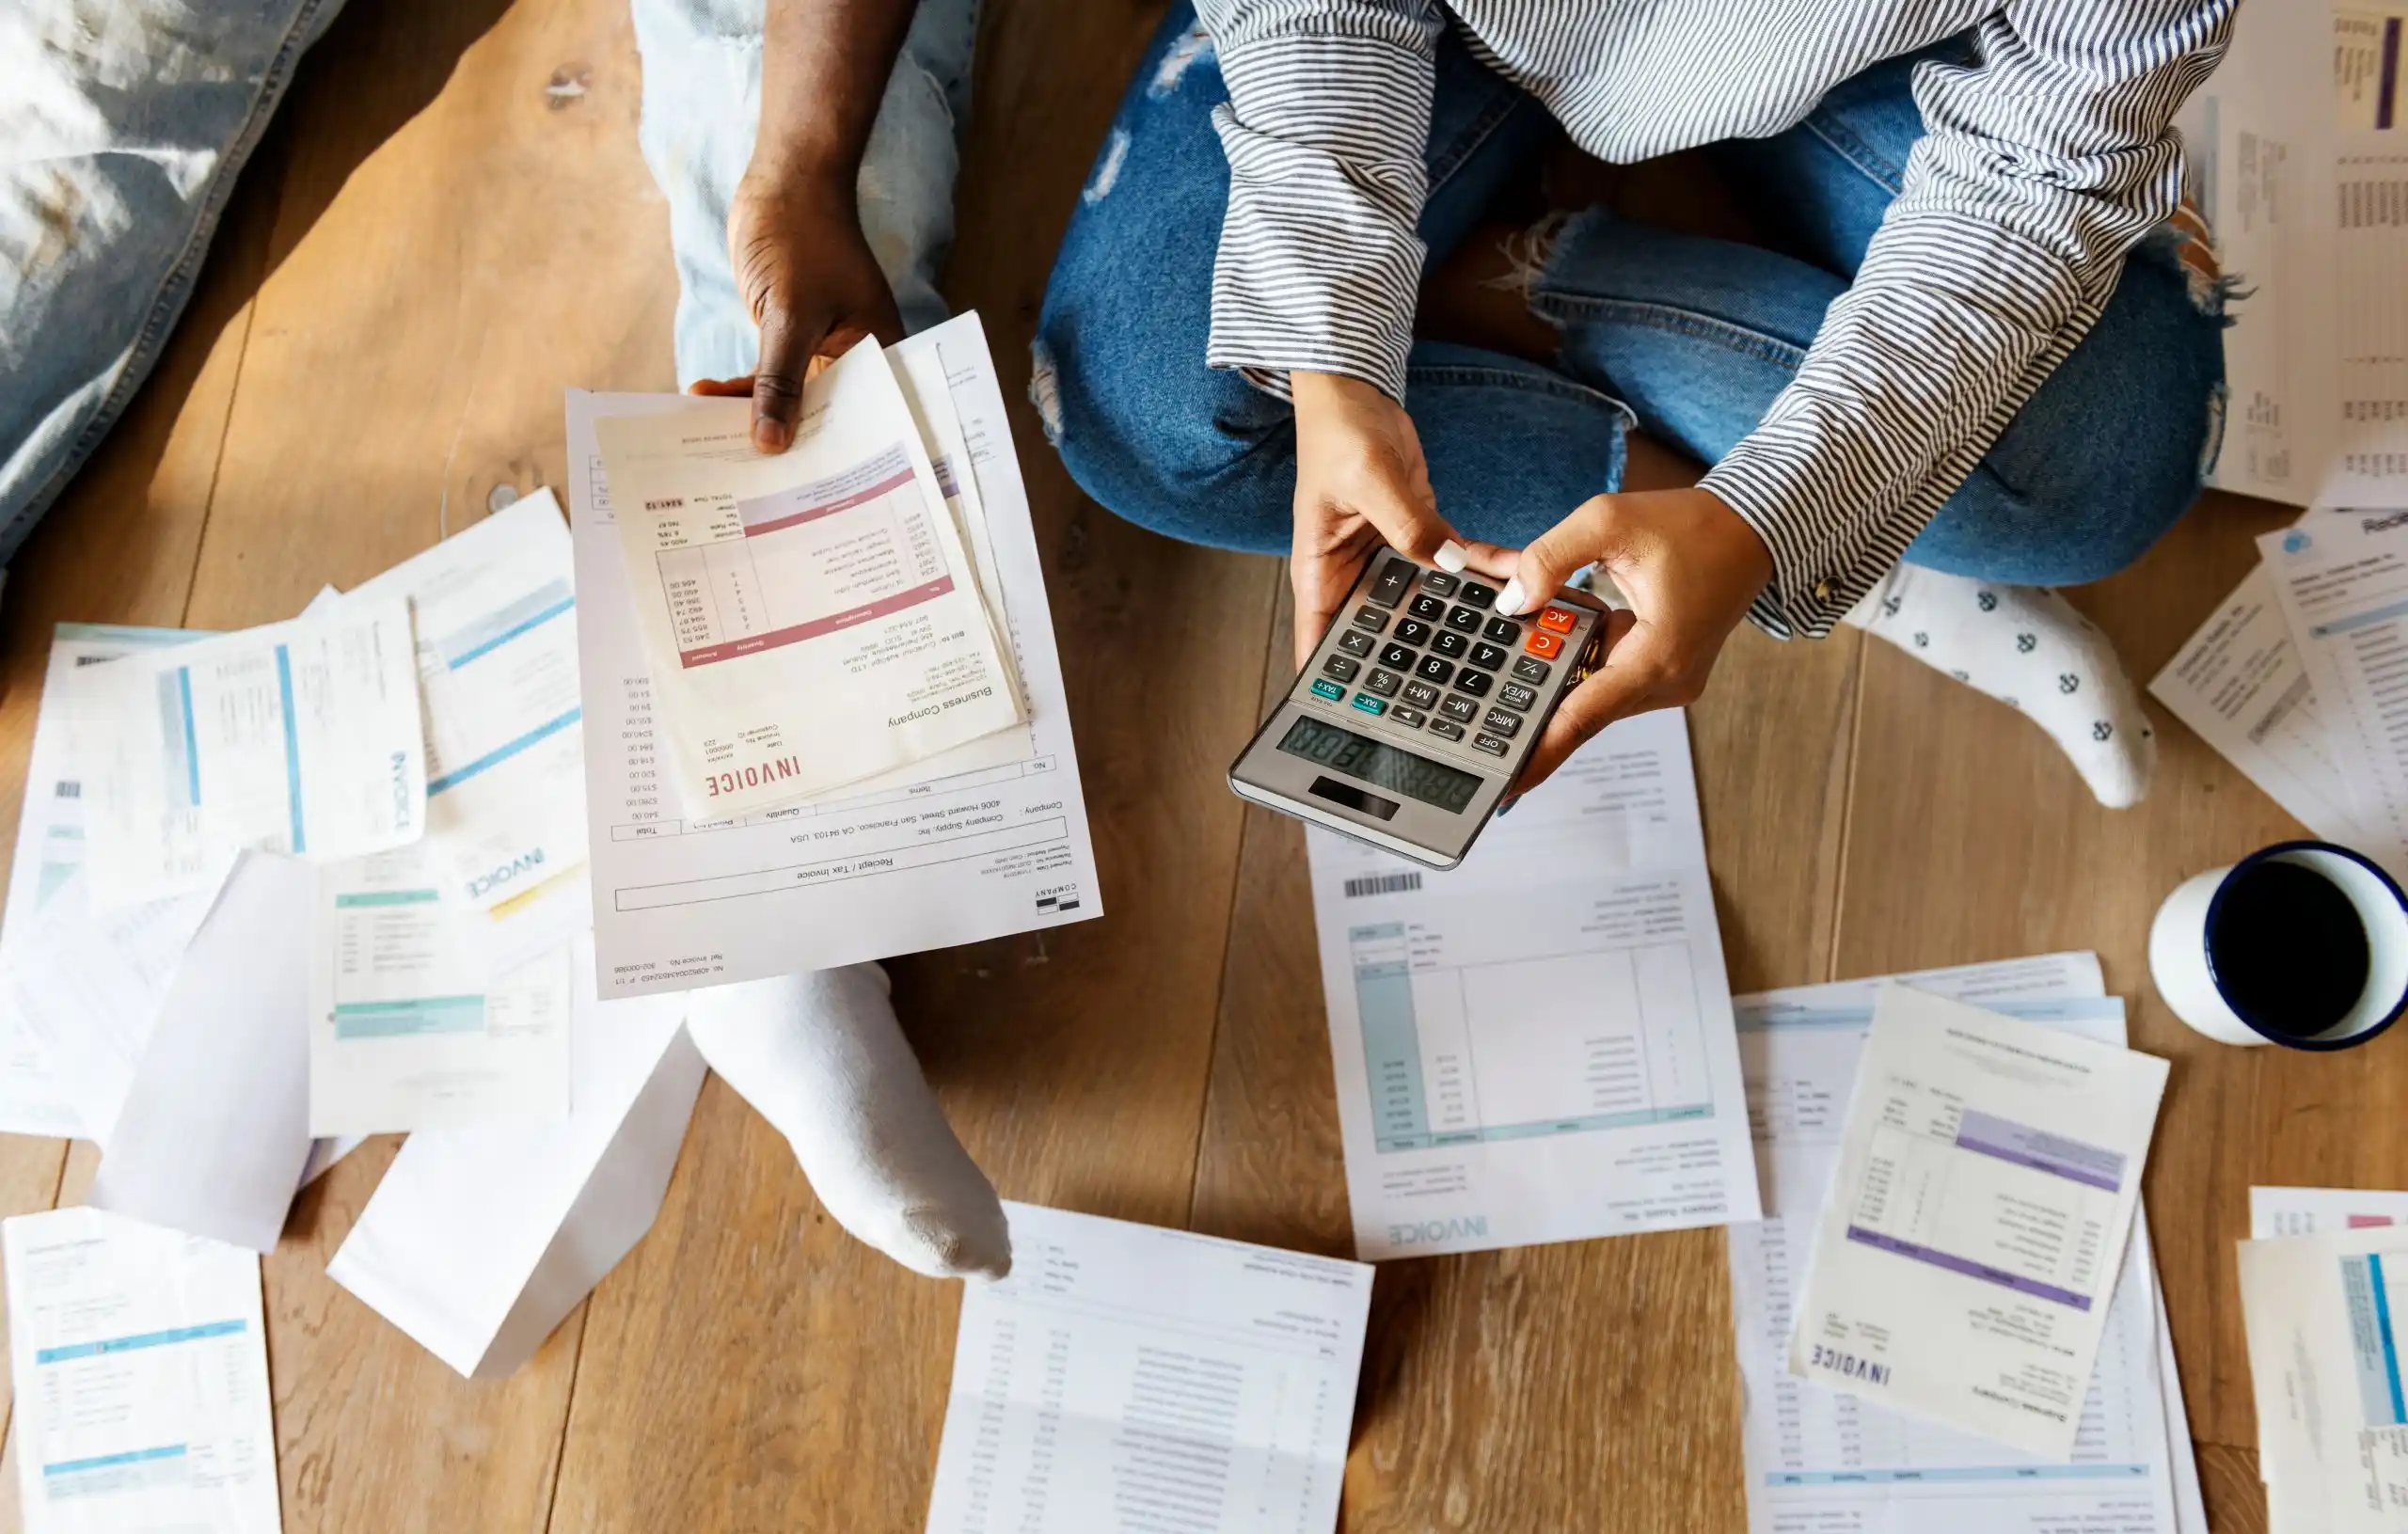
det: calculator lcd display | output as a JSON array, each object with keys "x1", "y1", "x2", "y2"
[{"x1": 1275, "y1": 716, "x2": 1481, "y2": 814}]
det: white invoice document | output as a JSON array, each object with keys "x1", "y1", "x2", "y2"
[
  {"x1": 568, "y1": 312, "x2": 1101, "y2": 997},
  {"x1": 3, "y1": 1207, "x2": 280, "y2": 1534},
  {"x1": 2253, "y1": 1184, "x2": 2408, "y2": 1237},
  {"x1": 2259, "y1": 508, "x2": 2408, "y2": 863},
  {"x1": 1731, "y1": 960, "x2": 2205, "y2": 1534},
  {"x1": 1789, "y1": 987, "x2": 2170, "y2": 1459},
  {"x1": 1306, "y1": 705, "x2": 1758, "y2": 1259},
  {"x1": 2149, "y1": 558, "x2": 2386, "y2": 856},
  {"x1": 2185, "y1": 0, "x2": 2408, "y2": 506},
  {"x1": 593, "y1": 335, "x2": 1022, "y2": 815},
  {"x1": 76, "y1": 600, "x2": 427, "y2": 907},
  {"x1": 338, "y1": 489, "x2": 586, "y2": 910},
  {"x1": 922, "y1": 1202, "x2": 1373, "y2": 1534},
  {"x1": 2239, "y1": 1224, "x2": 2408, "y2": 1532},
  {"x1": 308, "y1": 848, "x2": 572, "y2": 1135}
]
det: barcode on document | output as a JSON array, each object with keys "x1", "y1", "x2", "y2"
[{"x1": 1343, "y1": 872, "x2": 1422, "y2": 898}]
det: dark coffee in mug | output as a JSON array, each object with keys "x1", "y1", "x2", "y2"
[{"x1": 2208, "y1": 859, "x2": 2371, "y2": 1036}]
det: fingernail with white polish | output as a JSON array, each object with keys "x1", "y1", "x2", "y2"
[
  {"x1": 1435, "y1": 540, "x2": 1468, "y2": 573},
  {"x1": 1498, "y1": 577, "x2": 1527, "y2": 614}
]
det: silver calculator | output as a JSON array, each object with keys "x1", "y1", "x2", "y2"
[{"x1": 1229, "y1": 553, "x2": 1608, "y2": 869}]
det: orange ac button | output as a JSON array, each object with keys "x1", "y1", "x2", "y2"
[{"x1": 1538, "y1": 607, "x2": 1577, "y2": 634}]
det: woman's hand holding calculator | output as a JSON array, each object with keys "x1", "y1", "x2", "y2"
[
  {"x1": 1499, "y1": 488, "x2": 1773, "y2": 787},
  {"x1": 1289, "y1": 372, "x2": 1513, "y2": 667}
]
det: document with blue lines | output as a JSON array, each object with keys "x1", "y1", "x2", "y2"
[
  {"x1": 78, "y1": 600, "x2": 426, "y2": 909},
  {"x1": 341, "y1": 488, "x2": 587, "y2": 911},
  {"x1": 1730, "y1": 959, "x2": 2205, "y2": 1534},
  {"x1": 1306, "y1": 706, "x2": 1758, "y2": 1260},
  {"x1": 3, "y1": 1206, "x2": 279, "y2": 1534}
]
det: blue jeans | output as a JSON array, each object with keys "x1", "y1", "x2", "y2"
[
  {"x1": 0, "y1": 0, "x2": 974, "y2": 565},
  {"x1": 1035, "y1": 8, "x2": 2228, "y2": 588}
]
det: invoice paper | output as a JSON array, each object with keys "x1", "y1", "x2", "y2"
[
  {"x1": 338, "y1": 489, "x2": 586, "y2": 911},
  {"x1": 1305, "y1": 706, "x2": 1759, "y2": 1259},
  {"x1": 2258, "y1": 508, "x2": 2408, "y2": 861},
  {"x1": 2253, "y1": 1185, "x2": 2408, "y2": 1236},
  {"x1": 593, "y1": 335, "x2": 1022, "y2": 815},
  {"x1": 1789, "y1": 987, "x2": 2170, "y2": 1459},
  {"x1": 922, "y1": 1202, "x2": 1373, "y2": 1534},
  {"x1": 0, "y1": 625, "x2": 207, "y2": 1136},
  {"x1": 3, "y1": 1206, "x2": 280, "y2": 1534},
  {"x1": 0, "y1": 870, "x2": 223, "y2": 1145},
  {"x1": 2186, "y1": 0, "x2": 2408, "y2": 506},
  {"x1": 325, "y1": 936, "x2": 699, "y2": 1378},
  {"x1": 78, "y1": 600, "x2": 427, "y2": 907},
  {"x1": 2148, "y1": 559, "x2": 2385, "y2": 855},
  {"x1": 308, "y1": 848, "x2": 572, "y2": 1135},
  {"x1": 1731, "y1": 961, "x2": 2205, "y2": 1534},
  {"x1": 2239, "y1": 1224, "x2": 2408, "y2": 1532},
  {"x1": 567, "y1": 312, "x2": 1102, "y2": 997}
]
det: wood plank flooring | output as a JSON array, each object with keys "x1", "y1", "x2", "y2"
[{"x1": 0, "y1": 0, "x2": 2388, "y2": 1527}]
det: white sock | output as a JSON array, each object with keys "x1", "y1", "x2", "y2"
[
  {"x1": 684, "y1": 964, "x2": 1010, "y2": 1280},
  {"x1": 1843, "y1": 565, "x2": 2156, "y2": 809}
]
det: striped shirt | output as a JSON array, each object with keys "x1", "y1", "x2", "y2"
[{"x1": 1195, "y1": 0, "x2": 2235, "y2": 637}]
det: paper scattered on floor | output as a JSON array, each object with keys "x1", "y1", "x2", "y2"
[
  {"x1": 593, "y1": 334, "x2": 1022, "y2": 814},
  {"x1": 325, "y1": 936, "x2": 697, "y2": 1378},
  {"x1": 567, "y1": 312, "x2": 1101, "y2": 996},
  {"x1": 2251, "y1": 1183, "x2": 2408, "y2": 1236},
  {"x1": 3, "y1": 1206, "x2": 280, "y2": 1534},
  {"x1": 2239, "y1": 1222, "x2": 2408, "y2": 1532},
  {"x1": 77, "y1": 600, "x2": 427, "y2": 908},
  {"x1": 1305, "y1": 706, "x2": 1760, "y2": 1258},
  {"x1": 923, "y1": 1202, "x2": 1373, "y2": 1534},
  {"x1": 90, "y1": 852, "x2": 314, "y2": 1253},
  {"x1": 1787, "y1": 986, "x2": 2170, "y2": 1459},
  {"x1": 308, "y1": 848, "x2": 574, "y2": 1136},
  {"x1": 1731, "y1": 957, "x2": 2205, "y2": 1534},
  {"x1": 337, "y1": 489, "x2": 587, "y2": 911}
]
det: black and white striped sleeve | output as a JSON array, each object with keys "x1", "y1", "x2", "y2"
[
  {"x1": 1195, "y1": 0, "x2": 1442, "y2": 403},
  {"x1": 1700, "y1": 0, "x2": 2235, "y2": 639}
]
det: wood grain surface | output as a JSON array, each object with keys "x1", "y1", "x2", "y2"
[{"x1": 0, "y1": 0, "x2": 2381, "y2": 1527}]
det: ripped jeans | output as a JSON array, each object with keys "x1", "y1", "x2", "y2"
[
  {"x1": 1035, "y1": 7, "x2": 2229, "y2": 589},
  {"x1": 0, "y1": 0, "x2": 975, "y2": 564}
]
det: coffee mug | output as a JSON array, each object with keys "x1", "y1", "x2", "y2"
[{"x1": 2148, "y1": 840, "x2": 2408, "y2": 1050}]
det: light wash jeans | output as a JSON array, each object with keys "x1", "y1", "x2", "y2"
[
  {"x1": 0, "y1": 0, "x2": 976, "y2": 568},
  {"x1": 1038, "y1": 6, "x2": 2229, "y2": 588}
]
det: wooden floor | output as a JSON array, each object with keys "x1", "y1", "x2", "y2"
[{"x1": 0, "y1": 0, "x2": 2390, "y2": 1527}]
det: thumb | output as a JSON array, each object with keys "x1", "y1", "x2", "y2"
[
  {"x1": 749, "y1": 295, "x2": 827, "y2": 454},
  {"x1": 1499, "y1": 499, "x2": 1610, "y2": 617}
]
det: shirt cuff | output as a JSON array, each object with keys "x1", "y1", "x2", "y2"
[{"x1": 1702, "y1": 442, "x2": 1905, "y2": 640}]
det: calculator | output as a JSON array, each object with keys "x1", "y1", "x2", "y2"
[{"x1": 1228, "y1": 553, "x2": 1609, "y2": 869}]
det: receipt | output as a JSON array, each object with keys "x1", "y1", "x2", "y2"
[
  {"x1": 2258, "y1": 509, "x2": 2408, "y2": 862},
  {"x1": 2239, "y1": 1224, "x2": 2408, "y2": 1533},
  {"x1": 594, "y1": 336, "x2": 1022, "y2": 815},
  {"x1": 1789, "y1": 986, "x2": 2170, "y2": 1459},
  {"x1": 77, "y1": 601, "x2": 428, "y2": 907},
  {"x1": 3, "y1": 1207, "x2": 280, "y2": 1534},
  {"x1": 339, "y1": 490, "x2": 586, "y2": 910},
  {"x1": 308, "y1": 846, "x2": 572, "y2": 1135}
]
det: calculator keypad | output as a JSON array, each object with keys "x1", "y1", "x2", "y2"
[{"x1": 1310, "y1": 566, "x2": 1590, "y2": 768}]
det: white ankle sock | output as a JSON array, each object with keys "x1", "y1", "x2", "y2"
[
  {"x1": 684, "y1": 965, "x2": 1011, "y2": 1280},
  {"x1": 1843, "y1": 565, "x2": 2156, "y2": 809}
]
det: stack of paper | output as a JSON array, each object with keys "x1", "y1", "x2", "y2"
[
  {"x1": 2180, "y1": 0, "x2": 2408, "y2": 508},
  {"x1": 922, "y1": 1203, "x2": 1374, "y2": 1533},
  {"x1": 1730, "y1": 957, "x2": 2205, "y2": 1532},
  {"x1": 569, "y1": 312, "x2": 1101, "y2": 996},
  {"x1": 1302, "y1": 706, "x2": 1760, "y2": 1258},
  {"x1": 2239, "y1": 1184, "x2": 2408, "y2": 1531},
  {"x1": 2152, "y1": 508, "x2": 2408, "y2": 878}
]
